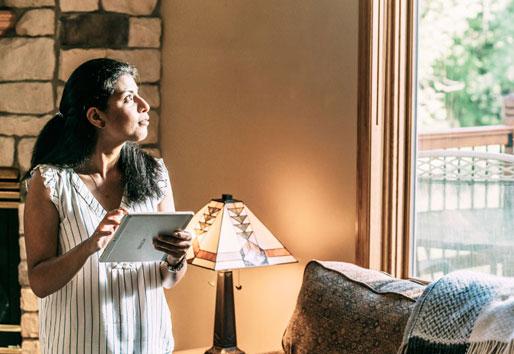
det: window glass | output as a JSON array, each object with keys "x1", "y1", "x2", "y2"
[{"x1": 413, "y1": 0, "x2": 514, "y2": 280}]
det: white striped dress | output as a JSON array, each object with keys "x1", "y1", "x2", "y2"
[{"x1": 29, "y1": 159, "x2": 174, "y2": 354}]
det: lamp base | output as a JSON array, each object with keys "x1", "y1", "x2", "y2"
[
  {"x1": 207, "y1": 271, "x2": 245, "y2": 354},
  {"x1": 205, "y1": 345, "x2": 245, "y2": 354}
]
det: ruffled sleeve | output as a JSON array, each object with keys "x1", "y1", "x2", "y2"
[{"x1": 29, "y1": 164, "x2": 61, "y2": 210}]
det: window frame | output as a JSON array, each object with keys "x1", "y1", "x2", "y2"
[{"x1": 356, "y1": 0, "x2": 417, "y2": 278}]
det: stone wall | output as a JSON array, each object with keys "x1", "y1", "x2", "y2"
[{"x1": 0, "y1": 1, "x2": 163, "y2": 353}]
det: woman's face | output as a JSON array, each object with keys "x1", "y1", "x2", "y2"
[{"x1": 100, "y1": 74, "x2": 150, "y2": 144}]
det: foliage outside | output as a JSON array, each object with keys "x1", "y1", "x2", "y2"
[{"x1": 418, "y1": 0, "x2": 514, "y2": 130}]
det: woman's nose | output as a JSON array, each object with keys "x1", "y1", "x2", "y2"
[{"x1": 136, "y1": 95, "x2": 150, "y2": 113}]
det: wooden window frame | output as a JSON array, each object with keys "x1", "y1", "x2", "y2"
[{"x1": 356, "y1": 0, "x2": 416, "y2": 278}]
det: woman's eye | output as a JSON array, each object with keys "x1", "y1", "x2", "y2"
[{"x1": 124, "y1": 95, "x2": 134, "y2": 103}]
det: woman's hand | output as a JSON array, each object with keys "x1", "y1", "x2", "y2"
[
  {"x1": 88, "y1": 208, "x2": 128, "y2": 253},
  {"x1": 153, "y1": 229, "x2": 193, "y2": 264}
]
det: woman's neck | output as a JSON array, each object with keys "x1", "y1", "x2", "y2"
[{"x1": 80, "y1": 142, "x2": 124, "y2": 178}]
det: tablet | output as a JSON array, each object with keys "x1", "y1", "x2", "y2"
[{"x1": 99, "y1": 211, "x2": 194, "y2": 263}]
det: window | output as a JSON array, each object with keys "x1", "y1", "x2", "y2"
[
  {"x1": 357, "y1": 0, "x2": 514, "y2": 280},
  {"x1": 414, "y1": 0, "x2": 514, "y2": 280}
]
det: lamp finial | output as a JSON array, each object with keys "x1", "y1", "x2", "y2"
[{"x1": 222, "y1": 194, "x2": 233, "y2": 202}]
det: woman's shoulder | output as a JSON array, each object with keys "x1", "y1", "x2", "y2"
[
  {"x1": 26, "y1": 164, "x2": 71, "y2": 206},
  {"x1": 30, "y1": 163, "x2": 69, "y2": 178},
  {"x1": 28, "y1": 164, "x2": 73, "y2": 191}
]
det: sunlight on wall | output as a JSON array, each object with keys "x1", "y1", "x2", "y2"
[{"x1": 160, "y1": 0, "x2": 358, "y2": 351}]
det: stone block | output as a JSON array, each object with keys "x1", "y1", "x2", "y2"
[
  {"x1": 21, "y1": 287, "x2": 38, "y2": 312},
  {"x1": 60, "y1": 13, "x2": 128, "y2": 47},
  {"x1": 19, "y1": 236, "x2": 27, "y2": 261},
  {"x1": 139, "y1": 84, "x2": 159, "y2": 108},
  {"x1": 0, "y1": 115, "x2": 52, "y2": 136},
  {"x1": 58, "y1": 48, "x2": 105, "y2": 81},
  {"x1": 0, "y1": 83, "x2": 53, "y2": 114},
  {"x1": 129, "y1": 17, "x2": 161, "y2": 48},
  {"x1": 107, "y1": 49, "x2": 161, "y2": 83},
  {"x1": 18, "y1": 261, "x2": 29, "y2": 287},
  {"x1": 140, "y1": 110, "x2": 158, "y2": 145},
  {"x1": 0, "y1": 136, "x2": 15, "y2": 167},
  {"x1": 22, "y1": 339, "x2": 40, "y2": 354},
  {"x1": 102, "y1": 0, "x2": 157, "y2": 15},
  {"x1": 4, "y1": 0, "x2": 54, "y2": 7},
  {"x1": 18, "y1": 138, "x2": 37, "y2": 172},
  {"x1": 60, "y1": 0, "x2": 98, "y2": 12},
  {"x1": 59, "y1": 49, "x2": 161, "y2": 82},
  {"x1": 0, "y1": 38, "x2": 55, "y2": 81},
  {"x1": 21, "y1": 313, "x2": 39, "y2": 338},
  {"x1": 16, "y1": 9, "x2": 54, "y2": 36}
]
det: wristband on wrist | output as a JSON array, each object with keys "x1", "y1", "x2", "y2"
[{"x1": 162, "y1": 255, "x2": 186, "y2": 273}]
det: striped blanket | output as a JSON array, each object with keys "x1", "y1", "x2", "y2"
[{"x1": 398, "y1": 271, "x2": 514, "y2": 354}]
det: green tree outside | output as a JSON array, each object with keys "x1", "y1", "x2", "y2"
[{"x1": 419, "y1": 0, "x2": 514, "y2": 129}]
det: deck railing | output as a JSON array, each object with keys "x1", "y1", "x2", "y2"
[
  {"x1": 415, "y1": 124, "x2": 514, "y2": 279},
  {"x1": 418, "y1": 124, "x2": 514, "y2": 152}
]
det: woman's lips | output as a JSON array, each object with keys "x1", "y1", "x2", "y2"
[{"x1": 139, "y1": 119, "x2": 149, "y2": 126}]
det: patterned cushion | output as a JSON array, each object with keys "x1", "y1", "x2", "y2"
[{"x1": 282, "y1": 261, "x2": 426, "y2": 354}]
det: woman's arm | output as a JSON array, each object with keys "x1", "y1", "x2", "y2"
[
  {"x1": 156, "y1": 181, "x2": 191, "y2": 289},
  {"x1": 24, "y1": 170, "x2": 125, "y2": 298}
]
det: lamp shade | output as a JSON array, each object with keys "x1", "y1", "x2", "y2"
[{"x1": 186, "y1": 194, "x2": 296, "y2": 271}]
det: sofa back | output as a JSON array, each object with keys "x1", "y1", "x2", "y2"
[{"x1": 282, "y1": 261, "x2": 425, "y2": 354}]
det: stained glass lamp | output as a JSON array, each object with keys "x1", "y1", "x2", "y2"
[{"x1": 186, "y1": 194, "x2": 297, "y2": 354}]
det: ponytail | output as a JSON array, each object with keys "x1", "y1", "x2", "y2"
[
  {"x1": 23, "y1": 110, "x2": 96, "y2": 180},
  {"x1": 30, "y1": 113, "x2": 67, "y2": 168}
]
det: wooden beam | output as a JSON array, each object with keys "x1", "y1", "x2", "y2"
[
  {"x1": 0, "y1": 324, "x2": 20, "y2": 333},
  {"x1": 0, "y1": 11, "x2": 15, "y2": 36},
  {"x1": 0, "y1": 201, "x2": 19, "y2": 209},
  {"x1": 0, "y1": 348, "x2": 22, "y2": 354},
  {"x1": 0, "y1": 168, "x2": 19, "y2": 181}
]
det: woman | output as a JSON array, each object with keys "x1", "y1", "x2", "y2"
[{"x1": 23, "y1": 58, "x2": 191, "y2": 354}]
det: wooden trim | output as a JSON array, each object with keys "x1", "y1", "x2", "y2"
[
  {"x1": 0, "y1": 324, "x2": 20, "y2": 333},
  {"x1": 356, "y1": 0, "x2": 416, "y2": 278},
  {"x1": 0, "y1": 191, "x2": 20, "y2": 200},
  {"x1": 0, "y1": 201, "x2": 19, "y2": 209},
  {"x1": 0, "y1": 167, "x2": 19, "y2": 180},
  {"x1": 401, "y1": 0, "x2": 416, "y2": 279},
  {"x1": 0, "y1": 11, "x2": 15, "y2": 36},
  {"x1": 0, "y1": 182, "x2": 20, "y2": 190},
  {"x1": 356, "y1": 0, "x2": 373, "y2": 269},
  {"x1": 419, "y1": 125, "x2": 514, "y2": 150}
]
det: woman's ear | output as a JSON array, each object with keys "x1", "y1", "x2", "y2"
[{"x1": 86, "y1": 107, "x2": 106, "y2": 128}]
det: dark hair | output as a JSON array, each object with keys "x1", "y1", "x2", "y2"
[{"x1": 24, "y1": 58, "x2": 163, "y2": 204}]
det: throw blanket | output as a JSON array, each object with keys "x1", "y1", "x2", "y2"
[{"x1": 398, "y1": 271, "x2": 514, "y2": 354}]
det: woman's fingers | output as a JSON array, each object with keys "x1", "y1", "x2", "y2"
[
  {"x1": 174, "y1": 230, "x2": 192, "y2": 240},
  {"x1": 89, "y1": 209, "x2": 127, "y2": 253},
  {"x1": 158, "y1": 230, "x2": 192, "y2": 241},
  {"x1": 152, "y1": 229, "x2": 192, "y2": 259},
  {"x1": 152, "y1": 237, "x2": 191, "y2": 250},
  {"x1": 153, "y1": 245, "x2": 184, "y2": 257},
  {"x1": 108, "y1": 207, "x2": 128, "y2": 215},
  {"x1": 105, "y1": 208, "x2": 127, "y2": 222},
  {"x1": 101, "y1": 218, "x2": 121, "y2": 226},
  {"x1": 94, "y1": 230, "x2": 113, "y2": 238},
  {"x1": 98, "y1": 208, "x2": 127, "y2": 229}
]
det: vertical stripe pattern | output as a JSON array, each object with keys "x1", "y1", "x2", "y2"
[{"x1": 33, "y1": 161, "x2": 174, "y2": 354}]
